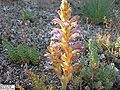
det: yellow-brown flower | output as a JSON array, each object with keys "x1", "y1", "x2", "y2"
[
  {"x1": 45, "y1": 0, "x2": 83, "y2": 89},
  {"x1": 58, "y1": 0, "x2": 72, "y2": 22}
]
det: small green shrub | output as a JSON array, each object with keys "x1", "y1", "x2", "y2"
[
  {"x1": 81, "y1": 63, "x2": 116, "y2": 90},
  {"x1": 27, "y1": 71, "x2": 56, "y2": 90},
  {"x1": 27, "y1": 71, "x2": 47, "y2": 90},
  {"x1": 81, "y1": 0, "x2": 114, "y2": 24},
  {"x1": 3, "y1": 41, "x2": 39, "y2": 64},
  {"x1": 81, "y1": 39, "x2": 117, "y2": 90},
  {"x1": 21, "y1": 9, "x2": 35, "y2": 22}
]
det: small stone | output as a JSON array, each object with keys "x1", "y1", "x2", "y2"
[{"x1": 100, "y1": 54, "x2": 105, "y2": 59}]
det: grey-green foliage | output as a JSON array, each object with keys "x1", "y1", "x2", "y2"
[
  {"x1": 3, "y1": 41, "x2": 39, "y2": 64},
  {"x1": 81, "y1": 39, "x2": 116, "y2": 90},
  {"x1": 96, "y1": 64, "x2": 116, "y2": 90},
  {"x1": 81, "y1": 64, "x2": 116, "y2": 90},
  {"x1": 81, "y1": 0, "x2": 114, "y2": 24},
  {"x1": 88, "y1": 39, "x2": 99, "y2": 64},
  {"x1": 21, "y1": 9, "x2": 35, "y2": 22}
]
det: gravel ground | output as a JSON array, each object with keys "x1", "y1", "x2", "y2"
[{"x1": 0, "y1": 0, "x2": 59, "y2": 89}]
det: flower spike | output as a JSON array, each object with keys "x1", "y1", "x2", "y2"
[{"x1": 45, "y1": 0, "x2": 83, "y2": 89}]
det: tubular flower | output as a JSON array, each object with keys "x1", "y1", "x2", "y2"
[{"x1": 45, "y1": 0, "x2": 83, "y2": 89}]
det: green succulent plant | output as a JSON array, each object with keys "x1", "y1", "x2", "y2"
[
  {"x1": 88, "y1": 39, "x2": 99, "y2": 64},
  {"x1": 81, "y1": 39, "x2": 117, "y2": 90},
  {"x1": 3, "y1": 40, "x2": 39, "y2": 64},
  {"x1": 21, "y1": 9, "x2": 36, "y2": 22}
]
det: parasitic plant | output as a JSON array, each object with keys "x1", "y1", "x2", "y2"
[{"x1": 45, "y1": 0, "x2": 83, "y2": 89}]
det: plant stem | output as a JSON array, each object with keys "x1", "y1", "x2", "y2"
[
  {"x1": 91, "y1": 67, "x2": 94, "y2": 90},
  {"x1": 80, "y1": 79, "x2": 82, "y2": 90},
  {"x1": 62, "y1": 82, "x2": 67, "y2": 90}
]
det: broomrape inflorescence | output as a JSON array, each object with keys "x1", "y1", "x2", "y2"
[{"x1": 44, "y1": 0, "x2": 84, "y2": 89}]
